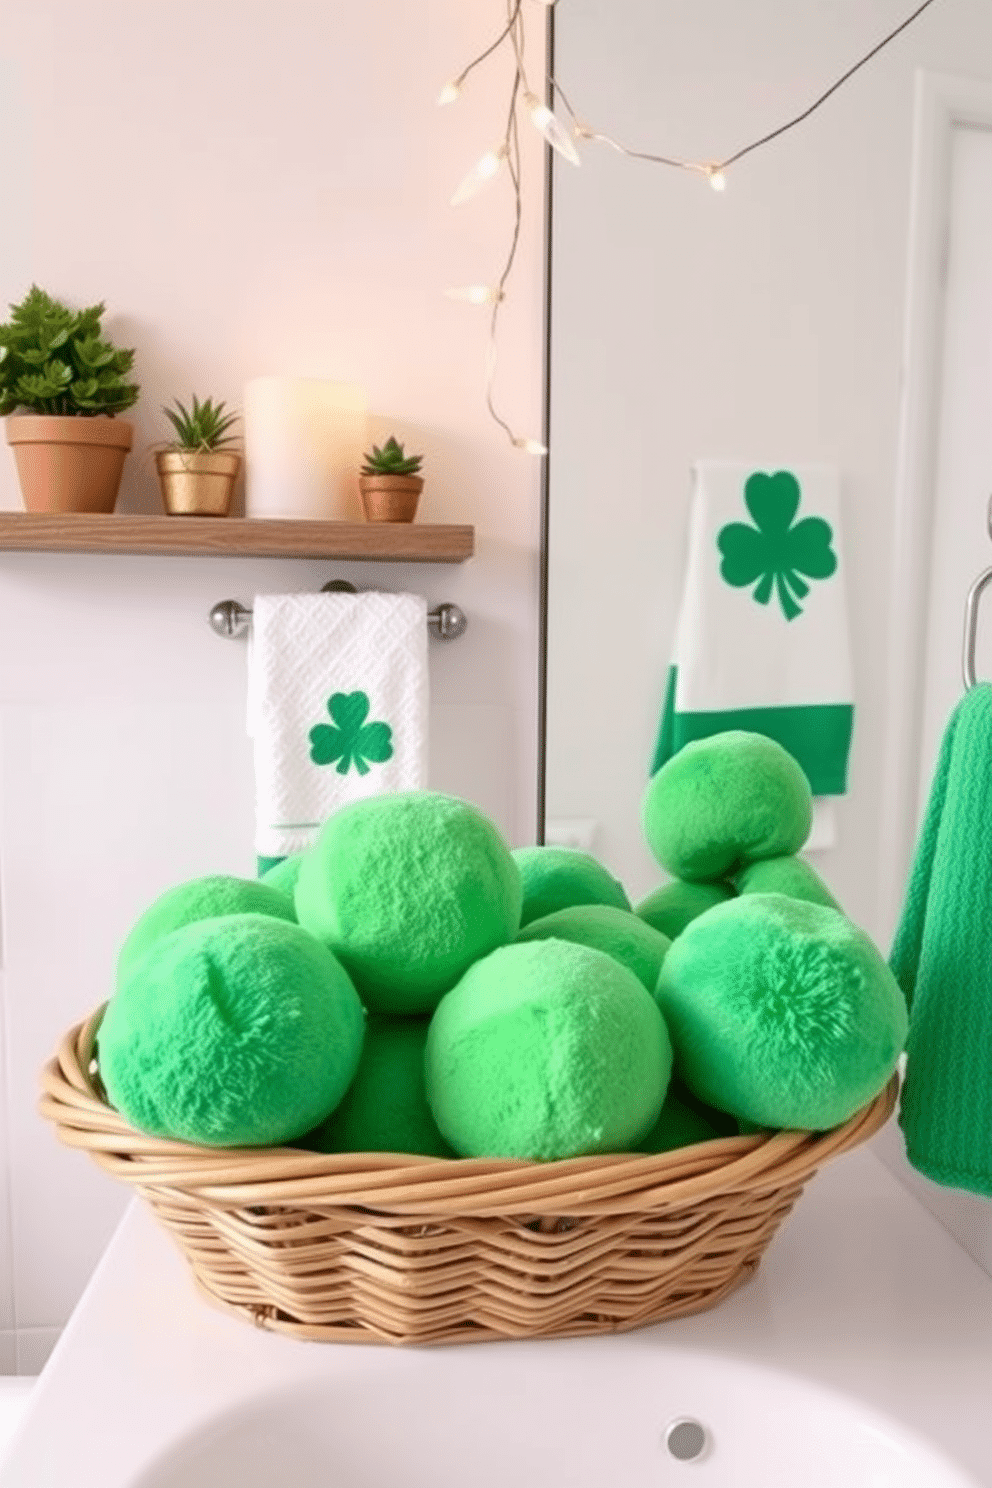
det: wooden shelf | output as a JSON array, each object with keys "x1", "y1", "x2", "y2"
[{"x1": 0, "y1": 512, "x2": 475, "y2": 563}]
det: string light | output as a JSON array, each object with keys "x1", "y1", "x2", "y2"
[
  {"x1": 523, "y1": 91, "x2": 580, "y2": 166},
  {"x1": 450, "y1": 143, "x2": 508, "y2": 206},
  {"x1": 441, "y1": 0, "x2": 943, "y2": 450},
  {"x1": 441, "y1": 0, "x2": 547, "y2": 455},
  {"x1": 445, "y1": 285, "x2": 505, "y2": 305}
]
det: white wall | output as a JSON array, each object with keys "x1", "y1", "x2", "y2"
[{"x1": 0, "y1": 2, "x2": 546, "y2": 1369}]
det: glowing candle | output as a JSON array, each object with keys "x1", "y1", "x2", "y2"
[{"x1": 244, "y1": 378, "x2": 369, "y2": 521}]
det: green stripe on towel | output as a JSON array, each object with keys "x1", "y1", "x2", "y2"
[{"x1": 651, "y1": 665, "x2": 853, "y2": 794}]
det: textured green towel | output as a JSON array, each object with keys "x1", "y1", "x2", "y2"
[{"x1": 890, "y1": 682, "x2": 992, "y2": 1195}]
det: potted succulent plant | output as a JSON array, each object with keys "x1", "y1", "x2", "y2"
[
  {"x1": 358, "y1": 436, "x2": 424, "y2": 522},
  {"x1": 156, "y1": 395, "x2": 240, "y2": 517},
  {"x1": 0, "y1": 285, "x2": 139, "y2": 513}
]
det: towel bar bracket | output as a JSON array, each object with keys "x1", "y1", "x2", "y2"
[{"x1": 208, "y1": 594, "x2": 467, "y2": 642}]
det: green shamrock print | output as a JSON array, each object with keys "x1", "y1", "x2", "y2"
[
  {"x1": 309, "y1": 691, "x2": 394, "y2": 775},
  {"x1": 716, "y1": 471, "x2": 837, "y2": 621}
]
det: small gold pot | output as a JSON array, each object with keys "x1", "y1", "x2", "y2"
[
  {"x1": 358, "y1": 473, "x2": 423, "y2": 523},
  {"x1": 155, "y1": 449, "x2": 240, "y2": 517}
]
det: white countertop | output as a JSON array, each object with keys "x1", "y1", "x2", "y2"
[{"x1": 2, "y1": 1144, "x2": 991, "y2": 1486}]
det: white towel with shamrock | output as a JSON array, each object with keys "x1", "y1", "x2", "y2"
[
  {"x1": 651, "y1": 462, "x2": 854, "y2": 798},
  {"x1": 248, "y1": 590, "x2": 428, "y2": 860}
]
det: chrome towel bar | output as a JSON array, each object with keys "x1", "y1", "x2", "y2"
[{"x1": 208, "y1": 581, "x2": 467, "y2": 642}]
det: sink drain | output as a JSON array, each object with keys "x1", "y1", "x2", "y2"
[{"x1": 665, "y1": 1418, "x2": 709, "y2": 1462}]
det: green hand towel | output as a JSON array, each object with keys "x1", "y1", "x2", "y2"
[{"x1": 890, "y1": 682, "x2": 992, "y2": 1195}]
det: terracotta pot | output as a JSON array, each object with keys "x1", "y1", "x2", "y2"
[
  {"x1": 358, "y1": 473, "x2": 423, "y2": 523},
  {"x1": 155, "y1": 449, "x2": 241, "y2": 517},
  {"x1": 5, "y1": 414, "x2": 133, "y2": 514}
]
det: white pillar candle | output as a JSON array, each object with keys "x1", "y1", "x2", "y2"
[{"x1": 244, "y1": 377, "x2": 369, "y2": 521}]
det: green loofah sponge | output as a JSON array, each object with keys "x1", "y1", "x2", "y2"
[
  {"x1": 654, "y1": 893, "x2": 907, "y2": 1131},
  {"x1": 425, "y1": 939, "x2": 672, "y2": 1160},
  {"x1": 295, "y1": 791, "x2": 522, "y2": 1016},
  {"x1": 117, "y1": 875, "x2": 296, "y2": 986},
  {"x1": 642, "y1": 731, "x2": 813, "y2": 882},
  {"x1": 260, "y1": 852, "x2": 306, "y2": 899},
  {"x1": 513, "y1": 845, "x2": 631, "y2": 927},
  {"x1": 733, "y1": 854, "x2": 841, "y2": 911},
  {"x1": 637, "y1": 1082, "x2": 737, "y2": 1153},
  {"x1": 516, "y1": 904, "x2": 670, "y2": 992},
  {"x1": 636, "y1": 880, "x2": 734, "y2": 940},
  {"x1": 300, "y1": 1015, "x2": 454, "y2": 1158},
  {"x1": 99, "y1": 914, "x2": 366, "y2": 1147}
]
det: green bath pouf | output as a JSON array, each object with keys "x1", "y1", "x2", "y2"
[
  {"x1": 733, "y1": 854, "x2": 841, "y2": 911},
  {"x1": 635, "y1": 880, "x2": 735, "y2": 940},
  {"x1": 99, "y1": 913, "x2": 366, "y2": 1148},
  {"x1": 513, "y1": 845, "x2": 631, "y2": 927},
  {"x1": 294, "y1": 791, "x2": 522, "y2": 1016},
  {"x1": 642, "y1": 731, "x2": 814, "y2": 883},
  {"x1": 300, "y1": 1015, "x2": 454, "y2": 1158},
  {"x1": 637, "y1": 1083, "x2": 737, "y2": 1153},
  {"x1": 425, "y1": 938, "x2": 673, "y2": 1160},
  {"x1": 259, "y1": 852, "x2": 306, "y2": 900},
  {"x1": 117, "y1": 874, "x2": 296, "y2": 986},
  {"x1": 516, "y1": 904, "x2": 671, "y2": 992},
  {"x1": 654, "y1": 893, "x2": 907, "y2": 1131}
]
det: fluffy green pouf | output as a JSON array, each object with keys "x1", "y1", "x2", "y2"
[
  {"x1": 117, "y1": 875, "x2": 296, "y2": 986},
  {"x1": 516, "y1": 904, "x2": 670, "y2": 992},
  {"x1": 260, "y1": 852, "x2": 306, "y2": 899},
  {"x1": 637, "y1": 1083, "x2": 737, "y2": 1153},
  {"x1": 642, "y1": 732, "x2": 813, "y2": 883},
  {"x1": 636, "y1": 880, "x2": 734, "y2": 940},
  {"x1": 425, "y1": 939, "x2": 672, "y2": 1160},
  {"x1": 733, "y1": 854, "x2": 841, "y2": 911},
  {"x1": 99, "y1": 914, "x2": 365, "y2": 1147},
  {"x1": 655, "y1": 893, "x2": 907, "y2": 1131},
  {"x1": 300, "y1": 1016, "x2": 454, "y2": 1158},
  {"x1": 513, "y1": 845, "x2": 630, "y2": 927},
  {"x1": 295, "y1": 791, "x2": 522, "y2": 1015}
]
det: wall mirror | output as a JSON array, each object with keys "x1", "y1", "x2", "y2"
[{"x1": 541, "y1": 0, "x2": 992, "y2": 941}]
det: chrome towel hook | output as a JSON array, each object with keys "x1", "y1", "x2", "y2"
[
  {"x1": 208, "y1": 580, "x2": 467, "y2": 642},
  {"x1": 962, "y1": 495, "x2": 992, "y2": 689}
]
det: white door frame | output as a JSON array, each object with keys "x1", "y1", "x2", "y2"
[{"x1": 879, "y1": 70, "x2": 992, "y2": 939}]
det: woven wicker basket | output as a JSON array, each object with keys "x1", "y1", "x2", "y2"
[{"x1": 40, "y1": 1006, "x2": 898, "y2": 1347}]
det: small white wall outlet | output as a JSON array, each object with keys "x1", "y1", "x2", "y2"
[{"x1": 544, "y1": 817, "x2": 599, "y2": 852}]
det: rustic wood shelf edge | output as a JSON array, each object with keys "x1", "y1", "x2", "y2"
[{"x1": 0, "y1": 513, "x2": 475, "y2": 563}]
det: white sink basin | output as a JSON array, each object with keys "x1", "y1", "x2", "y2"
[
  {"x1": 2, "y1": 1148, "x2": 991, "y2": 1487},
  {"x1": 130, "y1": 1351, "x2": 978, "y2": 1488}
]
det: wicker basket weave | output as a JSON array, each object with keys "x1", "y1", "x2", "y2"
[{"x1": 40, "y1": 1006, "x2": 898, "y2": 1347}]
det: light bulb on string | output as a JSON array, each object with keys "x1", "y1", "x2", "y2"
[
  {"x1": 445, "y1": 285, "x2": 505, "y2": 305},
  {"x1": 437, "y1": 80, "x2": 462, "y2": 106},
  {"x1": 450, "y1": 143, "x2": 508, "y2": 206},
  {"x1": 512, "y1": 436, "x2": 548, "y2": 456},
  {"x1": 523, "y1": 92, "x2": 581, "y2": 166},
  {"x1": 705, "y1": 164, "x2": 727, "y2": 191}
]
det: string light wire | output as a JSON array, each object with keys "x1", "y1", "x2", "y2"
[{"x1": 442, "y1": 0, "x2": 942, "y2": 450}]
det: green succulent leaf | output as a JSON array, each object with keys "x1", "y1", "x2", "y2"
[
  {"x1": 308, "y1": 690, "x2": 394, "y2": 776},
  {"x1": 360, "y1": 433, "x2": 423, "y2": 477},
  {"x1": 0, "y1": 285, "x2": 138, "y2": 416},
  {"x1": 716, "y1": 471, "x2": 838, "y2": 622},
  {"x1": 162, "y1": 394, "x2": 239, "y2": 450}
]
